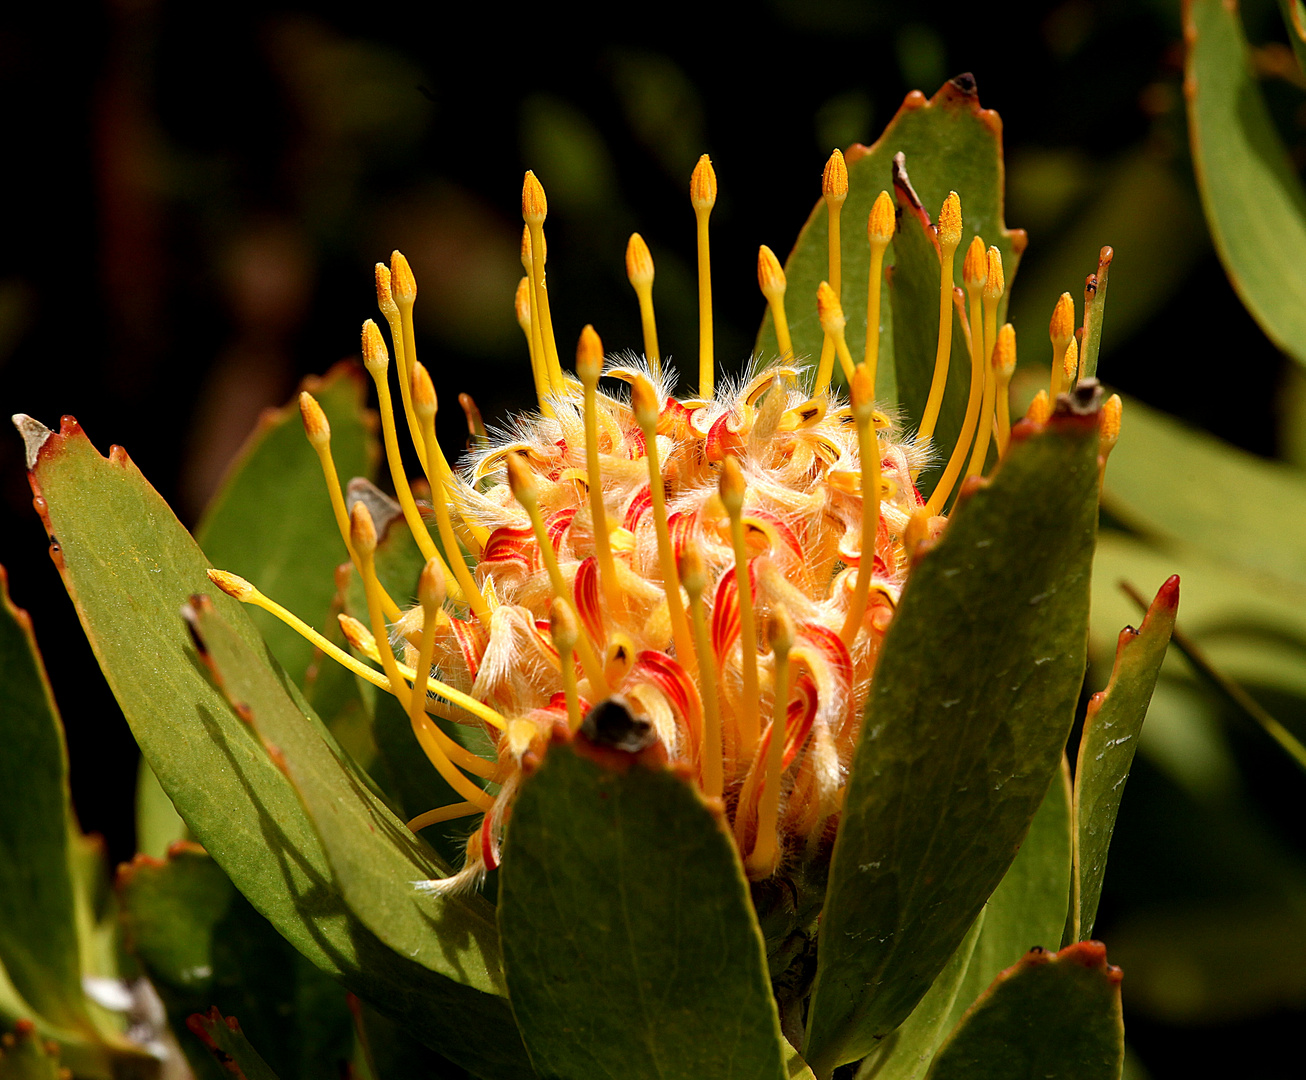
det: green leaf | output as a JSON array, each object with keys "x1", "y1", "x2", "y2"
[
  {"x1": 20, "y1": 417, "x2": 530, "y2": 1079},
  {"x1": 925, "y1": 943, "x2": 1124, "y2": 1080},
  {"x1": 197, "y1": 363, "x2": 376, "y2": 684},
  {"x1": 1280, "y1": 0, "x2": 1306, "y2": 76},
  {"x1": 804, "y1": 399, "x2": 1100, "y2": 1075},
  {"x1": 1184, "y1": 0, "x2": 1306, "y2": 370},
  {"x1": 1073, "y1": 577, "x2": 1177, "y2": 941},
  {"x1": 499, "y1": 743, "x2": 788, "y2": 1080},
  {"x1": 0, "y1": 567, "x2": 89, "y2": 1032},
  {"x1": 118, "y1": 843, "x2": 354, "y2": 1080},
  {"x1": 756, "y1": 77, "x2": 1024, "y2": 427},
  {"x1": 0, "y1": 1023, "x2": 65, "y2": 1080},
  {"x1": 187, "y1": 1008, "x2": 282, "y2": 1080},
  {"x1": 135, "y1": 759, "x2": 187, "y2": 859}
]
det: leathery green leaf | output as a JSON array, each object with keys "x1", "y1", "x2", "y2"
[
  {"x1": 187, "y1": 1009, "x2": 282, "y2": 1080},
  {"x1": 0, "y1": 1022, "x2": 66, "y2": 1080},
  {"x1": 1184, "y1": 0, "x2": 1306, "y2": 370},
  {"x1": 0, "y1": 567, "x2": 89, "y2": 1032},
  {"x1": 925, "y1": 942, "x2": 1123, "y2": 1080},
  {"x1": 804, "y1": 395, "x2": 1100, "y2": 1075},
  {"x1": 197, "y1": 362, "x2": 376, "y2": 684},
  {"x1": 1073, "y1": 577, "x2": 1177, "y2": 941},
  {"x1": 500, "y1": 743, "x2": 787, "y2": 1080},
  {"x1": 118, "y1": 843, "x2": 354, "y2": 1080},
  {"x1": 756, "y1": 75, "x2": 1024, "y2": 417},
  {"x1": 18, "y1": 417, "x2": 530, "y2": 1079}
]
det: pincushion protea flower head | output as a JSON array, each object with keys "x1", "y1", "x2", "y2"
[{"x1": 207, "y1": 150, "x2": 1120, "y2": 893}]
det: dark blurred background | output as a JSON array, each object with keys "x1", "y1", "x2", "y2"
[{"x1": 2, "y1": 1, "x2": 1303, "y2": 1075}]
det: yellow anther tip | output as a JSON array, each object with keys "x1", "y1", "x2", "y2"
[
  {"x1": 207, "y1": 568, "x2": 255, "y2": 600},
  {"x1": 548, "y1": 596, "x2": 579, "y2": 650},
  {"x1": 418, "y1": 557, "x2": 446, "y2": 611},
  {"x1": 514, "y1": 277, "x2": 531, "y2": 330},
  {"x1": 625, "y1": 233, "x2": 654, "y2": 286},
  {"x1": 630, "y1": 374, "x2": 659, "y2": 430},
  {"x1": 390, "y1": 251, "x2": 416, "y2": 303},
  {"x1": 983, "y1": 246, "x2": 1005, "y2": 300},
  {"x1": 868, "y1": 190, "x2": 896, "y2": 244},
  {"x1": 1050, "y1": 291, "x2": 1075, "y2": 345},
  {"x1": 850, "y1": 363, "x2": 876, "y2": 416},
  {"x1": 375, "y1": 263, "x2": 396, "y2": 311},
  {"x1": 938, "y1": 192, "x2": 962, "y2": 251},
  {"x1": 993, "y1": 323, "x2": 1016, "y2": 375},
  {"x1": 522, "y1": 171, "x2": 547, "y2": 223},
  {"x1": 690, "y1": 154, "x2": 717, "y2": 210},
  {"x1": 677, "y1": 539, "x2": 706, "y2": 595},
  {"x1": 349, "y1": 500, "x2": 378, "y2": 554},
  {"x1": 1101, "y1": 393, "x2": 1123, "y2": 445},
  {"x1": 299, "y1": 391, "x2": 330, "y2": 445},
  {"x1": 505, "y1": 452, "x2": 538, "y2": 503},
  {"x1": 1062, "y1": 336, "x2": 1080, "y2": 381},
  {"x1": 361, "y1": 320, "x2": 389, "y2": 372},
  {"x1": 757, "y1": 245, "x2": 786, "y2": 297},
  {"x1": 768, "y1": 605, "x2": 796, "y2": 653},
  {"x1": 719, "y1": 454, "x2": 745, "y2": 511},
  {"x1": 822, "y1": 149, "x2": 848, "y2": 203},
  {"x1": 816, "y1": 280, "x2": 845, "y2": 331},
  {"x1": 411, "y1": 361, "x2": 437, "y2": 417},
  {"x1": 962, "y1": 235, "x2": 988, "y2": 288},
  {"x1": 1027, "y1": 389, "x2": 1052, "y2": 425},
  {"x1": 576, "y1": 324, "x2": 604, "y2": 382}
]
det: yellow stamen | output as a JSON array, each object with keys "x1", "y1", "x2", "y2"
[
  {"x1": 745, "y1": 607, "x2": 795, "y2": 879},
  {"x1": 1061, "y1": 336, "x2": 1080, "y2": 396},
  {"x1": 840, "y1": 364, "x2": 882, "y2": 644},
  {"x1": 758, "y1": 245, "x2": 792, "y2": 359},
  {"x1": 720, "y1": 455, "x2": 760, "y2": 754},
  {"x1": 387, "y1": 252, "x2": 429, "y2": 465},
  {"x1": 823, "y1": 149, "x2": 848, "y2": 297},
  {"x1": 519, "y1": 235, "x2": 552, "y2": 415},
  {"x1": 816, "y1": 282, "x2": 856, "y2": 384},
  {"x1": 1099, "y1": 393, "x2": 1123, "y2": 491},
  {"x1": 460, "y1": 392, "x2": 488, "y2": 448},
  {"x1": 549, "y1": 597, "x2": 583, "y2": 733},
  {"x1": 1026, "y1": 388, "x2": 1052, "y2": 425},
  {"x1": 575, "y1": 326, "x2": 623, "y2": 617},
  {"x1": 407, "y1": 802, "x2": 480, "y2": 831},
  {"x1": 924, "y1": 237, "x2": 988, "y2": 516},
  {"x1": 360, "y1": 321, "x2": 463, "y2": 601},
  {"x1": 337, "y1": 614, "x2": 507, "y2": 737},
  {"x1": 993, "y1": 323, "x2": 1017, "y2": 457},
  {"x1": 631, "y1": 375, "x2": 697, "y2": 677},
  {"x1": 691, "y1": 154, "x2": 717, "y2": 400},
  {"x1": 626, "y1": 233, "x2": 660, "y2": 376},
  {"x1": 865, "y1": 191, "x2": 895, "y2": 395},
  {"x1": 966, "y1": 247, "x2": 1004, "y2": 478},
  {"x1": 505, "y1": 455, "x2": 607, "y2": 690},
  {"x1": 917, "y1": 191, "x2": 963, "y2": 445},
  {"x1": 679, "y1": 539, "x2": 722, "y2": 800},
  {"x1": 410, "y1": 362, "x2": 491, "y2": 627},
  {"x1": 298, "y1": 391, "x2": 401, "y2": 620},
  {"x1": 408, "y1": 557, "x2": 494, "y2": 812},
  {"x1": 1049, "y1": 291, "x2": 1075, "y2": 399},
  {"x1": 522, "y1": 172, "x2": 564, "y2": 395}
]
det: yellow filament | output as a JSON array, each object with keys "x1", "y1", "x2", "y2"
[
  {"x1": 681, "y1": 548, "x2": 723, "y2": 800},
  {"x1": 769, "y1": 296, "x2": 792, "y2": 360},
  {"x1": 407, "y1": 802, "x2": 480, "y2": 831},
  {"x1": 635, "y1": 287, "x2": 660, "y2": 377},
  {"x1": 391, "y1": 288, "x2": 427, "y2": 468},
  {"x1": 995, "y1": 367, "x2": 1013, "y2": 457},
  {"x1": 745, "y1": 640, "x2": 791, "y2": 878},
  {"x1": 827, "y1": 197, "x2": 843, "y2": 299},
  {"x1": 723, "y1": 494, "x2": 761, "y2": 755},
  {"x1": 696, "y1": 206, "x2": 714, "y2": 399},
  {"x1": 407, "y1": 571, "x2": 495, "y2": 811},
  {"x1": 828, "y1": 317, "x2": 856, "y2": 385},
  {"x1": 581, "y1": 379, "x2": 623, "y2": 617},
  {"x1": 840, "y1": 376, "x2": 883, "y2": 644},
  {"x1": 522, "y1": 235, "x2": 555, "y2": 417},
  {"x1": 527, "y1": 221, "x2": 564, "y2": 395},
  {"x1": 556, "y1": 637, "x2": 582, "y2": 733},
  {"x1": 865, "y1": 242, "x2": 887, "y2": 395},
  {"x1": 966, "y1": 293, "x2": 1000, "y2": 478},
  {"x1": 924, "y1": 284, "x2": 985, "y2": 516},
  {"x1": 917, "y1": 246, "x2": 957, "y2": 444}
]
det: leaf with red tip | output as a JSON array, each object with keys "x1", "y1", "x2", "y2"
[
  {"x1": 924, "y1": 942, "x2": 1124, "y2": 1080},
  {"x1": 187, "y1": 1008, "x2": 282, "y2": 1080},
  {"x1": 1072, "y1": 575, "x2": 1177, "y2": 941}
]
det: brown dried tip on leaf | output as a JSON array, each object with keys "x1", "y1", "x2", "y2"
[
  {"x1": 983, "y1": 246, "x2": 1005, "y2": 300},
  {"x1": 576, "y1": 324, "x2": 604, "y2": 383},
  {"x1": 375, "y1": 263, "x2": 397, "y2": 313},
  {"x1": 1026, "y1": 388, "x2": 1052, "y2": 425},
  {"x1": 411, "y1": 362, "x2": 437, "y2": 417},
  {"x1": 992, "y1": 323, "x2": 1016, "y2": 375},
  {"x1": 361, "y1": 320, "x2": 389, "y2": 373},
  {"x1": 349, "y1": 499, "x2": 378, "y2": 554},
  {"x1": 514, "y1": 278, "x2": 531, "y2": 330},
  {"x1": 677, "y1": 538, "x2": 707, "y2": 595},
  {"x1": 850, "y1": 363, "x2": 875, "y2": 417},
  {"x1": 548, "y1": 595, "x2": 579, "y2": 649},
  {"x1": 1062, "y1": 336, "x2": 1080, "y2": 383},
  {"x1": 816, "y1": 281, "x2": 845, "y2": 332},
  {"x1": 1054, "y1": 377, "x2": 1105, "y2": 419},
  {"x1": 719, "y1": 454, "x2": 745, "y2": 511},
  {"x1": 1100, "y1": 393, "x2": 1123, "y2": 452},
  {"x1": 626, "y1": 233, "x2": 654, "y2": 285},
  {"x1": 962, "y1": 235, "x2": 988, "y2": 288},
  {"x1": 690, "y1": 154, "x2": 717, "y2": 210},
  {"x1": 418, "y1": 557, "x2": 445, "y2": 610},
  {"x1": 630, "y1": 373, "x2": 659, "y2": 430},
  {"x1": 1050, "y1": 291, "x2": 1075, "y2": 346},
  {"x1": 299, "y1": 391, "x2": 330, "y2": 445},
  {"x1": 822, "y1": 148, "x2": 848, "y2": 203},
  {"x1": 206, "y1": 569, "x2": 255, "y2": 600},
  {"x1": 937, "y1": 191, "x2": 962, "y2": 252},
  {"x1": 390, "y1": 251, "x2": 417, "y2": 303},
  {"x1": 867, "y1": 191, "x2": 896, "y2": 246},
  {"x1": 522, "y1": 170, "x2": 548, "y2": 223},
  {"x1": 757, "y1": 245, "x2": 786, "y2": 297}
]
